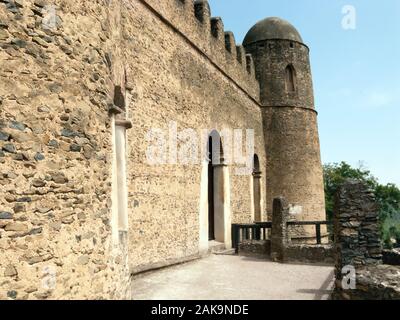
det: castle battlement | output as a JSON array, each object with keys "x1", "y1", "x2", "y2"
[{"x1": 137, "y1": 0, "x2": 260, "y2": 100}]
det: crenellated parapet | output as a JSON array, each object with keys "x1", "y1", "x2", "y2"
[
  {"x1": 245, "y1": 54, "x2": 255, "y2": 76},
  {"x1": 135, "y1": 0, "x2": 260, "y2": 100},
  {"x1": 210, "y1": 17, "x2": 223, "y2": 39},
  {"x1": 194, "y1": 0, "x2": 211, "y2": 24}
]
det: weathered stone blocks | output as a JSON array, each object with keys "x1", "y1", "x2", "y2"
[
  {"x1": 332, "y1": 180, "x2": 400, "y2": 300},
  {"x1": 5, "y1": 222, "x2": 28, "y2": 232},
  {"x1": 4, "y1": 265, "x2": 18, "y2": 277},
  {"x1": 0, "y1": 0, "x2": 132, "y2": 299},
  {"x1": 334, "y1": 180, "x2": 382, "y2": 269},
  {"x1": 0, "y1": 211, "x2": 13, "y2": 219}
]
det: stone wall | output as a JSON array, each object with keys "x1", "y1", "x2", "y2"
[
  {"x1": 0, "y1": 0, "x2": 328, "y2": 299},
  {"x1": 0, "y1": 0, "x2": 134, "y2": 299},
  {"x1": 333, "y1": 180, "x2": 400, "y2": 300},
  {"x1": 120, "y1": 0, "x2": 266, "y2": 273},
  {"x1": 334, "y1": 180, "x2": 383, "y2": 270},
  {"x1": 284, "y1": 244, "x2": 334, "y2": 265},
  {"x1": 239, "y1": 240, "x2": 271, "y2": 259},
  {"x1": 0, "y1": 0, "x2": 267, "y2": 298},
  {"x1": 239, "y1": 239, "x2": 334, "y2": 265}
]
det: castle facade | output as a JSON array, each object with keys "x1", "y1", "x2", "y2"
[{"x1": 0, "y1": 0, "x2": 325, "y2": 299}]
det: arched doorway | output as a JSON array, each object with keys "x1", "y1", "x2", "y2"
[{"x1": 253, "y1": 154, "x2": 262, "y2": 222}]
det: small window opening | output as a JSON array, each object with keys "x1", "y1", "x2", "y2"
[{"x1": 285, "y1": 65, "x2": 296, "y2": 93}]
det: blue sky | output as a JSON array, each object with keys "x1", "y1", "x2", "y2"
[{"x1": 209, "y1": 0, "x2": 400, "y2": 186}]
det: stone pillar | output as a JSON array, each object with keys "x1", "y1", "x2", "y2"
[
  {"x1": 271, "y1": 197, "x2": 289, "y2": 262},
  {"x1": 333, "y1": 180, "x2": 383, "y2": 293}
]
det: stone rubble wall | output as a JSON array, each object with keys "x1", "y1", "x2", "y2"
[
  {"x1": 284, "y1": 244, "x2": 334, "y2": 264},
  {"x1": 238, "y1": 240, "x2": 271, "y2": 259},
  {"x1": 239, "y1": 240, "x2": 334, "y2": 265},
  {"x1": 333, "y1": 180, "x2": 383, "y2": 270},
  {"x1": 333, "y1": 180, "x2": 400, "y2": 300},
  {"x1": 0, "y1": 0, "x2": 133, "y2": 300},
  {"x1": 280, "y1": 237, "x2": 334, "y2": 265}
]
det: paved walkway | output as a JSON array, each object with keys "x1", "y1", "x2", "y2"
[{"x1": 132, "y1": 255, "x2": 335, "y2": 300}]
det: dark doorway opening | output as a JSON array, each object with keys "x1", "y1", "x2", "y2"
[
  {"x1": 253, "y1": 154, "x2": 262, "y2": 222},
  {"x1": 208, "y1": 136, "x2": 215, "y2": 240}
]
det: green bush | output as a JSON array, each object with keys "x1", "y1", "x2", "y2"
[{"x1": 323, "y1": 162, "x2": 400, "y2": 249}]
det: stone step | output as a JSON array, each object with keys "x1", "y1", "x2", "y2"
[
  {"x1": 214, "y1": 248, "x2": 236, "y2": 256},
  {"x1": 208, "y1": 241, "x2": 226, "y2": 254},
  {"x1": 208, "y1": 241, "x2": 236, "y2": 255}
]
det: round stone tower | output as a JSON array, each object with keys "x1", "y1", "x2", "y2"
[{"x1": 243, "y1": 17, "x2": 326, "y2": 241}]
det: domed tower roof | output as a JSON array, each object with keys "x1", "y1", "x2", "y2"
[{"x1": 243, "y1": 17, "x2": 303, "y2": 46}]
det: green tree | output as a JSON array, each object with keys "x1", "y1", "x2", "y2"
[
  {"x1": 375, "y1": 184, "x2": 400, "y2": 248},
  {"x1": 323, "y1": 162, "x2": 377, "y2": 221},
  {"x1": 323, "y1": 162, "x2": 400, "y2": 248}
]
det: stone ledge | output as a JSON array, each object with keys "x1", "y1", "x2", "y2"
[
  {"x1": 115, "y1": 120, "x2": 133, "y2": 130},
  {"x1": 108, "y1": 104, "x2": 124, "y2": 115},
  {"x1": 285, "y1": 244, "x2": 334, "y2": 265}
]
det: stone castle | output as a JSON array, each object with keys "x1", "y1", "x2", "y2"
[{"x1": 0, "y1": 0, "x2": 326, "y2": 299}]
